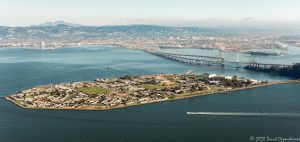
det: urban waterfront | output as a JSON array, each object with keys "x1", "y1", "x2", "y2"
[{"x1": 0, "y1": 45, "x2": 300, "y2": 142}]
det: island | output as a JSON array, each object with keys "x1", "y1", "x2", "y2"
[{"x1": 6, "y1": 73, "x2": 272, "y2": 110}]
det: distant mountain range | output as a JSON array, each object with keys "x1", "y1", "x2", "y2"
[
  {"x1": 1, "y1": 21, "x2": 296, "y2": 39},
  {"x1": 0, "y1": 22, "x2": 219, "y2": 39},
  {"x1": 34, "y1": 21, "x2": 83, "y2": 27}
]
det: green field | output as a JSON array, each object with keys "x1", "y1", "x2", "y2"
[
  {"x1": 140, "y1": 84, "x2": 176, "y2": 90},
  {"x1": 78, "y1": 87, "x2": 111, "y2": 95}
]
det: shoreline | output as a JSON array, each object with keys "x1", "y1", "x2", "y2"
[{"x1": 5, "y1": 80, "x2": 299, "y2": 111}]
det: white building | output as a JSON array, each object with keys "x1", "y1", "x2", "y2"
[
  {"x1": 225, "y1": 76, "x2": 233, "y2": 80},
  {"x1": 208, "y1": 74, "x2": 217, "y2": 78}
]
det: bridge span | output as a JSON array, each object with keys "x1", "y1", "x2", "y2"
[
  {"x1": 146, "y1": 51, "x2": 225, "y2": 66},
  {"x1": 244, "y1": 62, "x2": 293, "y2": 69},
  {"x1": 145, "y1": 50, "x2": 293, "y2": 68}
]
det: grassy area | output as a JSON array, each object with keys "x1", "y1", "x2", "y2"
[
  {"x1": 36, "y1": 85, "x2": 47, "y2": 89},
  {"x1": 78, "y1": 87, "x2": 110, "y2": 95},
  {"x1": 176, "y1": 87, "x2": 226, "y2": 98},
  {"x1": 140, "y1": 84, "x2": 176, "y2": 90},
  {"x1": 15, "y1": 99, "x2": 23, "y2": 103},
  {"x1": 25, "y1": 95, "x2": 33, "y2": 98}
]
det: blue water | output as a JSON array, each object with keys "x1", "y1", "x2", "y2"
[{"x1": 0, "y1": 45, "x2": 299, "y2": 142}]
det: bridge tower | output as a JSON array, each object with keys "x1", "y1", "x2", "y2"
[
  {"x1": 219, "y1": 48, "x2": 225, "y2": 67},
  {"x1": 235, "y1": 51, "x2": 241, "y2": 69}
]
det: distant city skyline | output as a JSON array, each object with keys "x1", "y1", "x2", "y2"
[{"x1": 1, "y1": 0, "x2": 300, "y2": 28}]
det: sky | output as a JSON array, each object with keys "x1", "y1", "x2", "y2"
[{"x1": 0, "y1": 0, "x2": 300, "y2": 28}]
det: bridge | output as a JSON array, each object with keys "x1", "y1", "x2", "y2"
[
  {"x1": 245, "y1": 62, "x2": 293, "y2": 69},
  {"x1": 144, "y1": 50, "x2": 293, "y2": 69},
  {"x1": 146, "y1": 51, "x2": 225, "y2": 66}
]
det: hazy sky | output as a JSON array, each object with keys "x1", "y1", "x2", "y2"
[{"x1": 1, "y1": 0, "x2": 300, "y2": 27}]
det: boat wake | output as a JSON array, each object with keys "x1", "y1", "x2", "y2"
[{"x1": 187, "y1": 112, "x2": 300, "y2": 117}]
